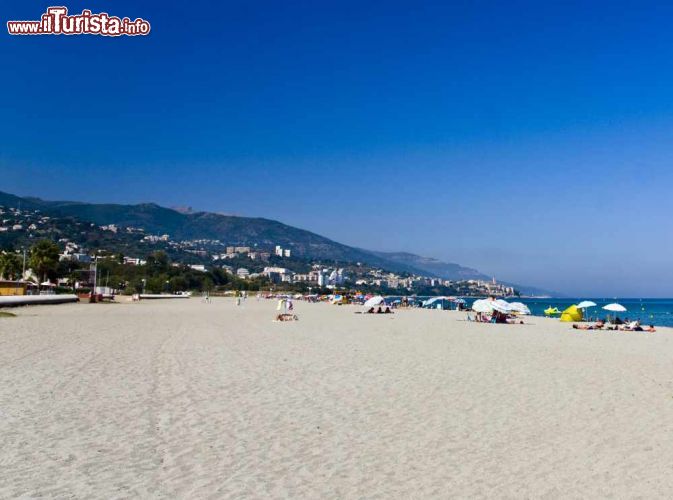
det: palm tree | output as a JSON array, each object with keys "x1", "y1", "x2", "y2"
[
  {"x1": 29, "y1": 240, "x2": 60, "y2": 283},
  {"x1": 0, "y1": 252, "x2": 22, "y2": 280}
]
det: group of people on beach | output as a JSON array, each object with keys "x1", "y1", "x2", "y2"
[
  {"x1": 468, "y1": 311, "x2": 524, "y2": 324},
  {"x1": 365, "y1": 306, "x2": 394, "y2": 315},
  {"x1": 573, "y1": 319, "x2": 655, "y2": 332}
]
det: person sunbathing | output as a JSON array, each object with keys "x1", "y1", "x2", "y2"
[
  {"x1": 275, "y1": 313, "x2": 299, "y2": 322},
  {"x1": 573, "y1": 321, "x2": 604, "y2": 330},
  {"x1": 619, "y1": 321, "x2": 640, "y2": 331}
]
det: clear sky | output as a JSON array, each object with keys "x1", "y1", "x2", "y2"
[{"x1": 2, "y1": 1, "x2": 673, "y2": 296}]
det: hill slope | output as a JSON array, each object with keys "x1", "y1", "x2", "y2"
[{"x1": 0, "y1": 191, "x2": 501, "y2": 282}]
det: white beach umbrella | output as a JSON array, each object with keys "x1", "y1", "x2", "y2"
[
  {"x1": 490, "y1": 299, "x2": 513, "y2": 313},
  {"x1": 603, "y1": 303, "x2": 627, "y2": 312},
  {"x1": 508, "y1": 302, "x2": 531, "y2": 315},
  {"x1": 471, "y1": 299, "x2": 494, "y2": 313},
  {"x1": 576, "y1": 300, "x2": 597, "y2": 309},
  {"x1": 422, "y1": 296, "x2": 448, "y2": 307},
  {"x1": 363, "y1": 296, "x2": 384, "y2": 308}
]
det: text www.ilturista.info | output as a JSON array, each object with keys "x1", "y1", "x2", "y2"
[{"x1": 7, "y1": 7, "x2": 150, "y2": 36}]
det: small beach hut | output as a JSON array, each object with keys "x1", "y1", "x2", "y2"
[{"x1": 559, "y1": 305, "x2": 583, "y2": 322}]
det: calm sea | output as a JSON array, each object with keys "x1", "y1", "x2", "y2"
[
  {"x1": 510, "y1": 298, "x2": 673, "y2": 327},
  {"x1": 396, "y1": 296, "x2": 673, "y2": 327}
]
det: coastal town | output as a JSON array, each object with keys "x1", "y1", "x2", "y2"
[{"x1": 0, "y1": 203, "x2": 516, "y2": 297}]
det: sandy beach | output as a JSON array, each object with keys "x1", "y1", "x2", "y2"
[{"x1": 2, "y1": 299, "x2": 673, "y2": 498}]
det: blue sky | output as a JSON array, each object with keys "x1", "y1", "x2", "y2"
[{"x1": 2, "y1": 1, "x2": 673, "y2": 296}]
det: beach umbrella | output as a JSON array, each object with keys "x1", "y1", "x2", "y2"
[
  {"x1": 363, "y1": 296, "x2": 384, "y2": 308},
  {"x1": 471, "y1": 299, "x2": 494, "y2": 313},
  {"x1": 508, "y1": 302, "x2": 531, "y2": 315},
  {"x1": 576, "y1": 300, "x2": 597, "y2": 309},
  {"x1": 603, "y1": 303, "x2": 626, "y2": 312},
  {"x1": 490, "y1": 299, "x2": 513, "y2": 314},
  {"x1": 422, "y1": 296, "x2": 448, "y2": 307}
]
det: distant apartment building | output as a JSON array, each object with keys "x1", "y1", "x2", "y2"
[
  {"x1": 262, "y1": 266, "x2": 293, "y2": 284},
  {"x1": 189, "y1": 264, "x2": 207, "y2": 272},
  {"x1": 60, "y1": 252, "x2": 92, "y2": 264},
  {"x1": 294, "y1": 270, "x2": 321, "y2": 283},
  {"x1": 143, "y1": 234, "x2": 170, "y2": 243},
  {"x1": 237, "y1": 268, "x2": 250, "y2": 278},
  {"x1": 273, "y1": 245, "x2": 292, "y2": 258},
  {"x1": 123, "y1": 257, "x2": 146, "y2": 266}
]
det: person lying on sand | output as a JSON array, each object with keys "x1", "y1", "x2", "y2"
[
  {"x1": 573, "y1": 320, "x2": 605, "y2": 330},
  {"x1": 274, "y1": 313, "x2": 299, "y2": 322},
  {"x1": 506, "y1": 319, "x2": 525, "y2": 324},
  {"x1": 624, "y1": 322, "x2": 656, "y2": 333}
]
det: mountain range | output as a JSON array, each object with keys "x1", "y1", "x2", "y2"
[{"x1": 0, "y1": 190, "x2": 552, "y2": 295}]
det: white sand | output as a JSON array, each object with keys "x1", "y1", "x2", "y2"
[{"x1": 2, "y1": 298, "x2": 673, "y2": 498}]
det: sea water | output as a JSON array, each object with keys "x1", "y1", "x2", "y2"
[
  {"x1": 400, "y1": 296, "x2": 673, "y2": 327},
  {"x1": 511, "y1": 298, "x2": 673, "y2": 327}
]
